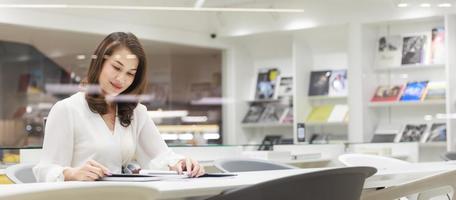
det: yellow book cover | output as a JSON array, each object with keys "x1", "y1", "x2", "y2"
[{"x1": 306, "y1": 105, "x2": 334, "y2": 123}]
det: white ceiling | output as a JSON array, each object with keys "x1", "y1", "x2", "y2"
[{"x1": 0, "y1": 0, "x2": 455, "y2": 76}]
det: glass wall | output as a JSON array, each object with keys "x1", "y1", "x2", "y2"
[{"x1": 0, "y1": 24, "x2": 223, "y2": 149}]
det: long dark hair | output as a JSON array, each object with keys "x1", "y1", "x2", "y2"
[{"x1": 85, "y1": 32, "x2": 147, "y2": 127}]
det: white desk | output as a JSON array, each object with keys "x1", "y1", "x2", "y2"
[{"x1": 1, "y1": 162, "x2": 456, "y2": 200}]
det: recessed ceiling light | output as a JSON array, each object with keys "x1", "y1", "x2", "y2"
[
  {"x1": 76, "y1": 55, "x2": 86, "y2": 60},
  {"x1": 0, "y1": 4, "x2": 304, "y2": 13},
  {"x1": 437, "y1": 3, "x2": 452, "y2": 7},
  {"x1": 397, "y1": 3, "x2": 409, "y2": 7},
  {"x1": 420, "y1": 3, "x2": 431, "y2": 7}
]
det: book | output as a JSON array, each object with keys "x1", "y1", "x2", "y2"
[
  {"x1": 258, "y1": 103, "x2": 288, "y2": 123},
  {"x1": 328, "y1": 70, "x2": 348, "y2": 96},
  {"x1": 425, "y1": 123, "x2": 446, "y2": 142},
  {"x1": 254, "y1": 68, "x2": 280, "y2": 100},
  {"x1": 400, "y1": 81, "x2": 428, "y2": 101},
  {"x1": 376, "y1": 35, "x2": 403, "y2": 67},
  {"x1": 422, "y1": 81, "x2": 446, "y2": 100},
  {"x1": 280, "y1": 107, "x2": 294, "y2": 124},
  {"x1": 398, "y1": 124, "x2": 428, "y2": 142},
  {"x1": 401, "y1": 35, "x2": 428, "y2": 65},
  {"x1": 327, "y1": 104, "x2": 348, "y2": 123},
  {"x1": 306, "y1": 105, "x2": 334, "y2": 123},
  {"x1": 276, "y1": 76, "x2": 293, "y2": 99},
  {"x1": 308, "y1": 71, "x2": 331, "y2": 96},
  {"x1": 371, "y1": 85, "x2": 404, "y2": 102},
  {"x1": 430, "y1": 27, "x2": 445, "y2": 64},
  {"x1": 242, "y1": 103, "x2": 265, "y2": 123}
]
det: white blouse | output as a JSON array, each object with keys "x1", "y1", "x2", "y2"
[{"x1": 33, "y1": 92, "x2": 184, "y2": 182}]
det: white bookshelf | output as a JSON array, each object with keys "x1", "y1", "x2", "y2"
[
  {"x1": 374, "y1": 64, "x2": 445, "y2": 72},
  {"x1": 368, "y1": 100, "x2": 446, "y2": 107},
  {"x1": 241, "y1": 123, "x2": 293, "y2": 128},
  {"x1": 224, "y1": 14, "x2": 456, "y2": 151},
  {"x1": 308, "y1": 96, "x2": 347, "y2": 101},
  {"x1": 305, "y1": 122, "x2": 348, "y2": 127}
]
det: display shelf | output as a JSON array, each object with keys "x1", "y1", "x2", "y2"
[
  {"x1": 307, "y1": 96, "x2": 347, "y2": 100},
  {"x1": 305, "y1": 122, "x2": 348, "y2": 126},
  {"x1": 241, "y1": 123, "x2": 293, "y2": 128},
  {"x1": 368, "y1": 100, "x2": 445, "y2": 107},
  {"x1": 245, "y1": 99, "x2": 283, "y2": 103},
  {"x1": 374, "y1": 64, "x2": 445, "y2": 72}
]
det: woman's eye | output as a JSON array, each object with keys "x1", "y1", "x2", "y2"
[
  {"x1": 112, "y1": 65, "x2": 121, "y2": 71},
  {"x1": 127, "y1": 73, "x2": 135, "y2": 76}
]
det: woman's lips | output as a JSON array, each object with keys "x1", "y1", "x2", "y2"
[{"x1": 111, "y1": 82, "x2": 122, "y2": 90}]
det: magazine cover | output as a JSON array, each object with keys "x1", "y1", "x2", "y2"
[
  {"x1": 376, "y1": 35, "x2": 403, "y2": 67},
  {"x1": 308, "y1": 71, "x2": 331, "y2": 96},
  {"x1": 254, "y1": 68, "x2": 280, "y2": 100},
  {"x1": 430, "y1": 27, "x2": 445, "y2": 64},
  {"x1": 328, "y1": 70, "x2": 348, "y2": 96},
  {"x1": 425, "y1": 123, "x2": 446, "y2": 142},
  {"x1": 371, "y1": 85, "x2": 404, "y2": 102},
  {"x1": 258, "y1": 103, "x2": 288, "y2": 123},
  {"x1": 399, "y1": 124, "x2": 428, "y2": 142},
  {"x1": 400, "y1": 81, "x2": 428, "y2": 101},
  {"x1": 402, "y1": 35, "x2": 428, "y2": 65},
  {"x1": 242, "y1": 103, "x2": 265, "y2": 123},
  {"x1": 422, "y1": 81, "x2": 446, "y2": 100},
  {"x1": 276, "y1": 76, "x2": 293, "y2": 99}
]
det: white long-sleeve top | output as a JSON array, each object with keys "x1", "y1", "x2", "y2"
[{"x1": 33, "y1": 92, "x2": 184, "y2": 182}]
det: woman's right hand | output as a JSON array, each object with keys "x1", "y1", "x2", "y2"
[{"x1": 63, "y1": 160, "x2": 112, "y2": 181}]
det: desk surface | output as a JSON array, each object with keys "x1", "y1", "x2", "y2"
[{"x1": 1, "y1": 162, "x2": 456, "y2": 200}]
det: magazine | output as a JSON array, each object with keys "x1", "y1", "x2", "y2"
[
  {"x1": 242, "y1": 103, "x2": 266, "y2": 123},
  {"x1": 308, "y1": 71, "x2": 331, "y2": 96},
  {"x1": 254, "y1": 68, "x2": 280, "y2": 100},
  {"x1": 400, "y1": 81, "x2": 428, "y2": 101},
  {"x1": 402, "y1": 35, "x2": 428, "y2": 65},
  {"x1": 371, "y1": 85, "x2": 404, "y2": 102},
  {"x1": 258, "y1": 103, "x2": 288, "y2": 123},
  {"x1": 398, "y1": 124, "x2": 428, "y2": 142},
  {"x1": 426, "y1": 123, "x2": 447, "y2": 142},
  {"x1": 328, "y1": 70, "x2": 348, "y2": 96},
  {"x1": 276, "y1": 76, "x2": 293, "y2": 99},
  {"x1": 376, "y1": 35, "x2": 403, "y2": 67},
  {"x1": 422, "y1": 81, "x2": 446, "y2": 100},
  {"x1": 430, "y1": 27, "x2": 445, "y2": 64}
]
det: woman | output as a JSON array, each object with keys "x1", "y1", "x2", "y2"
[{"x1": 33, "y1": 32, "x2": 205, "y2": 182}]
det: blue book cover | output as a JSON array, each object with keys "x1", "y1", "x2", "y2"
[{"x1": 400, "y1": 81, "x2": 428, "y2": 101}]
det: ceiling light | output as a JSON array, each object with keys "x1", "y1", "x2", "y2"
[
  {"x1": 419, "y1": 3, "x2": 431, "y2": 7},
  {"x1": 76, "y1": 55, "x2": 86, "y2": 60},
  {"x1": 437, "y1": 3, "x2": 452, "y2": 7},
  {"x1": 194, "y1": 0, "x2": 205, "y2": 8},
  {"x1": 397, "y1": 3, "x2": 409, "y2": 7},
  {"x1": 0, "y1": 4, "x2": 304, "y2": 13}
]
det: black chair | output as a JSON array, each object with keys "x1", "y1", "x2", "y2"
[
  {"x1": 441, "y1": 152, "x2": 456, "y2": 161},
  {"x1": 206, "y1": 166, "x2": 376, "y2": 200},
  {"x1": 213, "y1": 158, "x2": 297, "y2": 173}
]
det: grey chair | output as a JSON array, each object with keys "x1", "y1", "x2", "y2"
[
  {"x1": 206, "y1": 166, "x2": 377, "y2": 200},
  {"x1": 441, "y1": 152, "x2": 456, "y2": 161},
  {"x1": 213, "y1": 158, "x2": 297, "y2": 173},
  {"x1": 5, "y1": 164, "x2": 37, "y2": 183}
]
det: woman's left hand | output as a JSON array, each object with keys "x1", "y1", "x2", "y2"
[{"x1": 169, "y1": 157, "x2": 205, "y2": 177}]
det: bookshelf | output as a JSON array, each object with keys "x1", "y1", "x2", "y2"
[
  {"x1": 224, "y1": 14, "x2": 456, "y2": 151},
  {"x1": 368, "y1": 100, "x2": 446, "y2": 107}
]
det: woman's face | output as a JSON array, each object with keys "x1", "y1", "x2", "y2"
[{"x1": 99, "y1": 46, "x2": 139, "y2": 96}]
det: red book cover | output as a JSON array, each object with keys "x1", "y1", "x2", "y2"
[{"x1": 371, "y1": 85, "x2": 404, "y2": 102}]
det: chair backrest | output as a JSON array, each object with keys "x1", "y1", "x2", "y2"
[
  {"x1": 206, "y1": 166, "x2": 377, "y2": 200},
  {"x1": 338, "y1": 153, "x2": 409, "y2": 169},
  {"x1": 5, "y1": 164, "x2": 37, "y2": 183},
  {"x1": 441, "y1": 152, "x2": 456, "y2": 161},
  {"x1": 213, "y1": 158, "x2": 297, "y2": 173}
]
